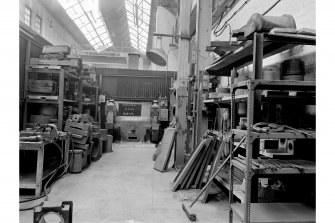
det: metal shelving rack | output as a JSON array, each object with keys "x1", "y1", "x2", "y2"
[
  {"x1": 229, "y1": 80, "x2": 316, "y2": 223},
  {"x1": 23, "y1": 68, "x2": 82, "y2": 130},
  {"x1": 225, "y1": 32, "x2": 316, "y2": 223},
  {"x1": 205, "y1": 30, "x2": 316, "y2": 223}
]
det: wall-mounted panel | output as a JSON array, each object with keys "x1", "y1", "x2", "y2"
[{"x1": 98, "y1": 68, "x2": 176, "y2": 101}]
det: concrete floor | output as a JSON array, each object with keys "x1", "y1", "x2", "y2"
[{"x1": 20, "y1": 142, "x2": 236, "y2": 223}]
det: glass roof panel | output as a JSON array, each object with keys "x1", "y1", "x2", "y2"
[
  {"x1": 96, "y1": 26, "x2": 105, "y2": 35},
  {"x1": 125, "y1": 0, "x2": 151, "y2": 53},
  {"x1": 100, "y1": 32, "x2": 108, "y2": 40},
  {"x1": 58, "y1": 0, "x2": 113, "y2": 52}
]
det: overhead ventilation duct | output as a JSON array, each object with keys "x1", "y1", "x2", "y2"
[{"x1": 146, "y1": 36, "x2": 167, "y2": 66}]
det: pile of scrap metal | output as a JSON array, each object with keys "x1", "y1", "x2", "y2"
[
  {"x1": 252, "y1": 122, "x2": 314, "y2": 135},
  {"x1": 20, "y1": 123, "x2": 62, "y2": 143}
]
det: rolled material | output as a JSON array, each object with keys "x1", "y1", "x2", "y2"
[
  {"x1": 244, "y1": 13, "x2": 296, "y2": 37},
  {"x1": 281, "y1": 59, "x2": 305, "y2": 75}
]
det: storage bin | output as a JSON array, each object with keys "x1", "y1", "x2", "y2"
[
  {"x1": 74, "y1": 143, "x2": 91, "y2": 168},
  {"x1": 105, "y1": 135, "x2": 113, "y2": 153},
  {"x1": 69, "y1": 150, "x2": 83, "y2": 173},
  {"x1": 82, "y1": 150, "x2": 88, "y2": 168}
]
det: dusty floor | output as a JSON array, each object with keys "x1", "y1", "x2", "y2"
[{"x1": 20, "y1": 142, "x2": 238, "y2": 223}]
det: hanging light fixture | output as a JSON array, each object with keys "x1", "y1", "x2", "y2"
[{"x1": 146, "y1": 36, "x2": 167, "y2": 66}]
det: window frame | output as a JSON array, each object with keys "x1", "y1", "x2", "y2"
[
  {"x1": 34, "y1": 15, "x2": 42, "y2": 34},
  {"x1": 24, "y1": 6, "x2": 32, "y2": 27}
]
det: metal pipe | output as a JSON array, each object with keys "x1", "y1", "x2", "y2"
[{"x1": 153, "y1": 32, "x2": 190, "y2": 39}]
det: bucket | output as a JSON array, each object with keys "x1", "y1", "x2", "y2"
[
  {"x1": 263, "y1": 65, "x2": 280, "y2": 80},
  {"x1": 69, "y1": 150, "x2": 83, "y2": 173},
  {"x1": 105, "y1": 135, "x2": 113, "y2": 152}
]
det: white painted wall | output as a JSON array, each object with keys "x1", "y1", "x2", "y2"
[
  {"x1": 151, "y1": 6, "x2": 178, "y2": 71},
  {"x1": 19, "y1": 0, "x2": 84, "y2": 53}
]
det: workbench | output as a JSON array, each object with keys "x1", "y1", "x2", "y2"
[{"x1": 19, "y1": 133, "x2": 69, "y2": 196}]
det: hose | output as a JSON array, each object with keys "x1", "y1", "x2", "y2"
[{"x1": 19, "y1": 134, "x2": 75, "y2": 211}]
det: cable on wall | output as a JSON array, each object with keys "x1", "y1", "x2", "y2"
[
  {"x1": 262, "y1": 0, "x2": 282, "y2": 15},
  {"x1": 213, "y1": 0, "x2": 251, "y2": 37},
  {"x1": 213, "y1": 0, "x2": 283, "y2": 37}
]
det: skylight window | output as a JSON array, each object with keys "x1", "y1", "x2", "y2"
[
  {"x1": 58, "y1": 0, "x2": 113, "y2": 52},
  {"x1": 125, "y1": 0, "x2": 151, "y2": 54}
]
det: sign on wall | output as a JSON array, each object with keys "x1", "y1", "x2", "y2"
[{"x1": 118, "y1": 103, "x2": 142, "y2": 116}]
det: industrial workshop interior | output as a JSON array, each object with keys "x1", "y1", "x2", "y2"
[{"x1": 4, "y1": 0, "x2": 329, "y2": 222}]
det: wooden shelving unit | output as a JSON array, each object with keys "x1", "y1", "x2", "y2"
[
  {"x1": 81, "y1": 80, "x2": 99, "y2": 120},
  {"x1": 205, "y1": 30, "x2": 316, "y2": 223},
  {"x1": 23, "y1": 66, "x2": 101, "y2": 130},
  {"x1": 23, "y1": 68, "x2": 82, "y2": 130}
]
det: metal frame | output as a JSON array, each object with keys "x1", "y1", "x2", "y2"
[
  {"x1": 19, "y1": 134, "x2": 69, "y2": 196},
  {"x1": 228, "y1": 32, "x2": 316, "y2": 223}
]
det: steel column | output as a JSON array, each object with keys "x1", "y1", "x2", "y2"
[
  {"x1": 194, "y1": 0, "x2": 212, "y2": 145},
  {"x1": 58, "y1": 70, "x2": 64, "y2": 130},
  {"x1": 186, "y1": 63, "x2": 195, "y2": 154},
  {"x1": 175, "y1": 0, "x2": 192, "y2": 168},
  {"x1": 23, "y1": 39, "x2": 31, "y2": 130},
  {"x1": 229, "y1": 68, "x2": 237, "y2": 223},
  {"x1": 243, "y1": 32, "x2": 264, "y2": 223}
]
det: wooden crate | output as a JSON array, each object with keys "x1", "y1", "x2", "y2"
[
  {"x1": 28, "y1": 80, "x2": 55, "y2": 93},
  {"x1": 39, "y1": 53, "x2": 67, "y2": 60},
  {"x1": 65, "y1": 120, "x2": 92, "y2": 144},
  {"x1": 42, "y1": 45, "x2": 71, "y2": 55},
  {"x1": 30, "y1": 58, "x2": 80, "y2": 69}
]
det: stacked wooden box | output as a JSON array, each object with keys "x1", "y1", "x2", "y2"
[
  {"x1": 30, "y1": 45, "x2": 83, "y2": 75},
  {"x1": 64, "y1": 119, "x2": 92, "y2": 172}
]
